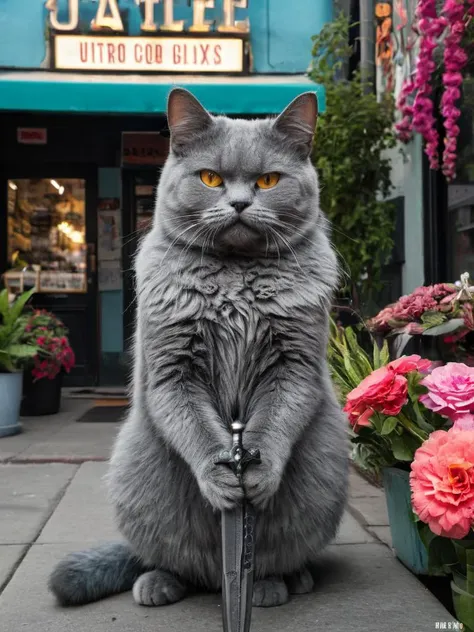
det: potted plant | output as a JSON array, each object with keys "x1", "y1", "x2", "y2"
[
  {"x1": 310, "y1": 13, "x2": 396, "y2": 314},
  {"x1": 328, "y1": 320, "x2": 456, "y2": 574},
  {"x1": 0, "y1": 288, "x2": 39, "y2": 437},
  {"x1": 18, "y1": 310, "x2": 75, "y2": 416},
  {"x1": 410, "y1": 394, "x2": 474, "y2": 631},
  {"x1": 367, "y1": 273, "x2": 474, "y2": 362}
]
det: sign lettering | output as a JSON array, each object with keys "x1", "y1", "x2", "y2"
[
  {"x1": 92, "y1": 0, "x2": 124, "y2": 31},
  {"x1": 54, "y1": 35, "x2": 244, "y2": 72},
  {"x1": 45, "y1": 0, "x2": 79, "y2": 31},
  {"x1": 47, "y1": 0, "x2": 249, "y2": 34}
]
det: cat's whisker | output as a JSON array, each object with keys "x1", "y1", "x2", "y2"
[
  {"x1": 272, "y1": 218, "x2": 351, "y2": 282},
  {"x1": 266, "y1": 225, "x2": 305, "y2": 275},
  {"x1": 159, "y1": 222, "x2": 202, "y2": 267}
]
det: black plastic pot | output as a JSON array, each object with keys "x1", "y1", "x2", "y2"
[{"x1": 20, "y1": 371, "x2": 63, "y2": 416}]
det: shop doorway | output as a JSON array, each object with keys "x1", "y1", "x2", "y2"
[
  {"x1": 1, "y1": 167, "x2": 99, "y2": 386},
  {"x1": 122, "y1": 169, "x2": 160, "y2": 353}
]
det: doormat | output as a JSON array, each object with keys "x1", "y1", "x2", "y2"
[{"x1": 76, "y1": 405, "x2": 127, "y2": 423}]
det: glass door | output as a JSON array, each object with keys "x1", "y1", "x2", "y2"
[
  {"x1": 122, "y1": 169, "x2": 159, "y2": 354},
  {"x1": 3, "y1": 174, "x2": 98, "y2": 386}
]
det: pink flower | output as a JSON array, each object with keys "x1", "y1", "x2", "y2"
[
  {"x1": 388, "y1": 355, "x2": 432, "y2": 375},
  {"x1": 453, "y1": 414, "x2": 474, "y2": 431},
  {"x1": 410, "y1": 428, "x2": 474, "y2": 538},
  {"x1": 420, "y1": 363, "x2": 474, "y2": 420},
  {"x1": 344, "y1": 366, "x2": 408, "y2": 431}
]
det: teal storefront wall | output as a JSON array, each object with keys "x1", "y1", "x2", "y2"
[{"x1": 0, "y1": 0, "x2": 332, "y2": 74}]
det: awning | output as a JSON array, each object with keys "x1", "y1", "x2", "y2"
[{"x1": 0, "y1": 71, "x2": 325, "y2": 115}]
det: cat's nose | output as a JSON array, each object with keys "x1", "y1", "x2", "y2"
[{"x1": 231, "y1": 201, "x2": 251, "y2": 214}]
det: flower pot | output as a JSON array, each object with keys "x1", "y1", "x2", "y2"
[
  {"x1": 382, "y1": 466, "x2": 429, "y2": 574},
  {"x1": 451, "y1": 582, "x2": 474, "y2": 632},
  {"x1": 20, "y1": 371, "x2": 63, "y2": 416},
  {"x1": 0, "y1": 372, "x2": 23, "y2": 437}
]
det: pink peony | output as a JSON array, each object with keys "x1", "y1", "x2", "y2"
[
  {"x1": 344, "y1": 366, "x2": 408, "y2": 431},
  {"x1": 420, "y1": 363, "x2": 474, "y2": 420},
  {"x1": 410, "y1": 428, "x2": 474, "y2": 538}
]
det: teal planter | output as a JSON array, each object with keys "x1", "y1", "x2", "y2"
[
  {"x1": 382, "y1": 467, "x2": 429, "y2": 575},
  {"x1": 0, "y1": 372, "x2": 23, "y2": 437}
]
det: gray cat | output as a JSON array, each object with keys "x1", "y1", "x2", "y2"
[{"x1": 49, "y1": 88, "x2": 349, "y2": 609}]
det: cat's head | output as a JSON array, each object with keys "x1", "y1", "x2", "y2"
[{"x1": 157, "y1": 87, "x2": 320, "y2": 255}]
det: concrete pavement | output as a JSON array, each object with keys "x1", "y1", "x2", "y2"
[{"x1": 0, "y1": 398, "x2": 457, "y2": 631}]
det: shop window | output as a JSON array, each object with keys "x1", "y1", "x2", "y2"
[{"x1": 5, "y1": 178, "x2": 87, "y2": 293}]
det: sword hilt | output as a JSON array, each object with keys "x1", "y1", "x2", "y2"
[{"x1": 215, "y1": 420, "x2": 261, "y2": 483}]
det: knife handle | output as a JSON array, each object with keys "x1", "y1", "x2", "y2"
[{"x1": 215, "y1": 421, "x2": 261, "y2": 482}]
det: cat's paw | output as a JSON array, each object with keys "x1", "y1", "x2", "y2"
[
  {"x1": 252, "y1": 577, "x2": 289, "y2": 607},
  {"x1": 197, "y1": 464, "x2": 244, "y2": 511},
  {"x1": 132, "y1": 570, "x2": 187, "y2": 607},
  {"x1": 285, "y1": 568, "x2": 314, "y2": 595},
  {"x1": 244, "y1": 458, "x2": 282, "y2": 509}
]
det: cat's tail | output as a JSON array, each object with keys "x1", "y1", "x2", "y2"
[{"x1": 48, "y1": 542, "x2": 147, "y2": 606}]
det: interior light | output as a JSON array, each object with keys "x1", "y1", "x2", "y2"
[
  {"x1": 8, "y1": 182, "x2": 18, "y2": 191},
  {"x1": 58, "y1": 186, "x2": 65, "y2": 195},
  {"x1": 50, "y1": 179, "x2": 60, "y2": 190},
  {"x1": 70, "y1": 231, "x2": 84, "y2": 244}
]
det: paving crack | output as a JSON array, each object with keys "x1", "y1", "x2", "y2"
[{"x1": 0, "y1": 463, "x2": 80, "y2": 596}]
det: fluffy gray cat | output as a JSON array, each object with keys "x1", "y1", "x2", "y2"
[{"x1": 49, "y1": 88, "x2": 349, "y2": 609}]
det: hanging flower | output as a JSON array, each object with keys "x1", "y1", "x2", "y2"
[
  {"x1": 394, "y1": 0, "x2": 473, "y2": 179},
  {"x1": 441, "y1": 2, "x2": 469, "y2": 180}
]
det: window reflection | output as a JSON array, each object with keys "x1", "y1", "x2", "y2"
[
  {"x1": 6, "y1": 178, "x2": 86, "y2": 293},
  {"x1": 448, "y1": 77, "x2": 474, "y2": 280}
]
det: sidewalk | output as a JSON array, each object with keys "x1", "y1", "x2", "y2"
[{"x1": 0, "y1": 398, "x2": 453, "y2": 631}]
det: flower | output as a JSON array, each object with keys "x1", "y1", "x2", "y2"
[
  {"x1": 453, "y1": 414, "x2": 474, "y2": 431},
  {"x1": 410, "y1": 428, "x2": 474, "y2": 538},
  {"x1": 20, "y1": 309, "x2": 75, "y2": 380},
  {"x1": 388, "y1": 355, "x2": 432, "y2": 375},
  {"x1": 420, "y1": 362, "x2": 474, "y2": 420},
  {"x1": 344, "y1": 365, "x2": 408, "y2": 431}
]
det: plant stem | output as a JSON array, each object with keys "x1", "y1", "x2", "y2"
[{"x1": 397, "y1": 412, "x2": 429, "y2": 443}]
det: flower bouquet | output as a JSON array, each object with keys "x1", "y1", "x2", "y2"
[
  {"x1": 368, "y1": 274, "x2": 474, "y2": 363},
  {"x1": 343, "y1": 354, "x2": 474, "y2": 627},
  {"x1": 344, "y1": 354, "x2": 448, "y2": 473},
  {"x1": 18, "y1": 310, "x2": 75, "y2": 416},
  {"x1": 410, "y1": 371, "x2": 474, "y2": 631}
]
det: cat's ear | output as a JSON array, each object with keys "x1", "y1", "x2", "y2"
[
  {"x1": 167, "y1": 88, "x2": 212, "y2": 154},
  {"x1": 274, "y1": 92, "x2": 318, "y2": 158}
]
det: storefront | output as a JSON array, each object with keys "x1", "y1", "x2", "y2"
[
  {"x1": 0, "y1": 0, "x2": 329, "y2": 386},
  {"x1": 375, "y1": 0, "x2": 474, "y2": 295}
]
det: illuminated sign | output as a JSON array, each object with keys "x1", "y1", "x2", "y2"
[
  {"x1": 46, "y1": 0, "x2": 249, "y2": 73},
  {"x1": 54, "y1": 35, "x2": 245, "y2": 72}
]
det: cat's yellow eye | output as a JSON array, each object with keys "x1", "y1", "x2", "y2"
[
  {"x1": 256, "y1": 172, "x2": 280, "y2": 190},
  {"x1": 200, "y1": 170, "x2": 223, "y2": 188}
]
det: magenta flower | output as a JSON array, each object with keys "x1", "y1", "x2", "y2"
[{"x1": 395, "y1": 0, "x2": 472, "y2": 179}]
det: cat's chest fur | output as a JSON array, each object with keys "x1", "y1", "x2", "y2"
[{"x1": 142, "y1": 253, "x2": 324, "y2": 423}]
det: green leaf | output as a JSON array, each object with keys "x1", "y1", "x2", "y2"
[
  {"x1": 422, "y1": 318, "x2": 465, "y2": 336},
  {"x1": 5, "y1": 288, "x2": 36, "y2": 328},
  {"x1": 381, "y1": 417, "x2": 398, "y2": 435},
  {"x1": 390, "y1": 435, "x2": 413, "y2": 461},
  {"x1": 0, "y1": 349, "x2": 14, "y2": 372},
  {"x1": 0, "y1": 289, "x2": 9, "y2": 319},
  {"x1": 8, "y1": 344, "x2": 39, "y2": 359},
  {"x1": 420, "y1": 311, "x2": 446, "y2": 327}
]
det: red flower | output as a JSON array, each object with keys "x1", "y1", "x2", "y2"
[
  {"x1": 388, "y1": 355, "x2": 432, "y2": 375},
  {"x1": 344, "y1": 366, "x2": 409, "y2": 431}
]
